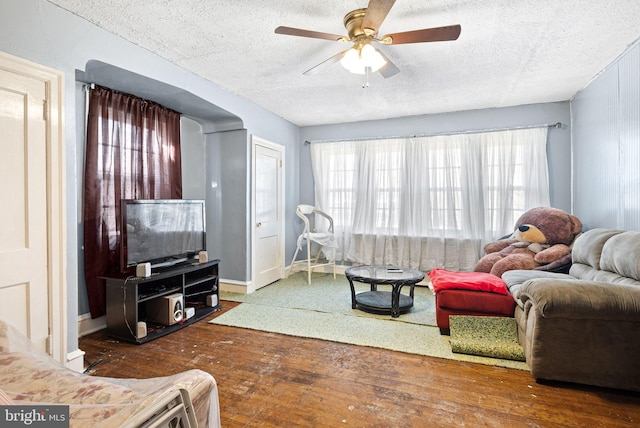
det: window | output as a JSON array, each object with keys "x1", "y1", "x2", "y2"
[
  {"x1": 83, "y1": 85, "x2": 182, "y2": 318},
  {"x1": 310, "y1": 127, "x2": 550, "y2": 269}
]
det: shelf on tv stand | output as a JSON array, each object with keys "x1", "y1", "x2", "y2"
[
  {"x1": 137, "y1": 286, "x2": 182, "y2": 303},
  {"x1": 186, "y1": 274, "x2": 217, "y2": 288},
  {"x1": 104, "y1": 259, "x2": 221, "y2": 344}
]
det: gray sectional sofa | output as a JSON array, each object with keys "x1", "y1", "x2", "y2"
[{"x1": 502, "y1": 228, "x2": 640, "y2": 392}]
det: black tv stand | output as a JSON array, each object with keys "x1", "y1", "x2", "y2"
[{"x1": 104, "y1": 259, "x2": 221, "y2": 344}]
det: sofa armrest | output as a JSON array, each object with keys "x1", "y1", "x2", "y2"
[
  {"x1": 502, "y1": 270, "x2": 571, "y2": 304},
  {"x1": 519, "y1": 279, "x2": 640, "y2": 321}
]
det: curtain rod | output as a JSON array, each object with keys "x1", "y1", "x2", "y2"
[{"x1": 304, "y1": 122, "x2": 564, "y2": 144}]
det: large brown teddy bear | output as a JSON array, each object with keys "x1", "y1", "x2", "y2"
[{"x1": 474, "y1": 207, "x2": 583, "y2": 278}]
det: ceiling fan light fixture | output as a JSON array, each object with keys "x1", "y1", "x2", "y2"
[
  {"x1": 361, "y1": 43, "x2": 387, "y2": 72},
  {"x1": 340, "y1": 42, "x2": 387, "y2": 74},
  {"x1": 340, "y1": 47, "x2": 365, "y2": 74},
  {"x1": 275, "y1": 1, "x2": 461, "y2": 79}
]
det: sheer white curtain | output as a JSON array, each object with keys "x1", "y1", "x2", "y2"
[{"x1": 310, "y1": 127, "x2": 549, "y2": 271}]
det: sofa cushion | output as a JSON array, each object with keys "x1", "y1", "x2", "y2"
[
  {"x1": 570, "y1": 228, "x2": 623, "y2": 271},
  {"x1": 600, "y1": 231, "x2": 640, "y2": 282},
  {"x1": 570, "y1": 264, "x2": 640, "y2": 286}
]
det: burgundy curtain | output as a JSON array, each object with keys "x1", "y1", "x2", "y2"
[{"x1": 83, "y1": 85, "x2": 182, "y2": 318}]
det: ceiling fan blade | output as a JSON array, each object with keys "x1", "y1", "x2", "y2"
[
  {"x1": 275, "y1": 26, "x2": 345, "y2": 42},
  {"x1": 376, "y1": 50, "x2": 400, "y2": 78},
  {"x1": 383, "y1": 24, "x2": 461, "y2": 45},
  {"x1": 303, "y1": 51, "x2": 346, "y2": 76},
  {"x1": 363, "y1": 0, "x2": 396, "y2": 34}
]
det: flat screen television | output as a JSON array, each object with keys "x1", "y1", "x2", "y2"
[{"x1": 120, "y1": 199, "x2": 206, "y2": 272}]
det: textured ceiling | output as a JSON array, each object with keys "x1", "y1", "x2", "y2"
[{"x1": 48, "y1": 0, "x2": 640, "y2": 127}]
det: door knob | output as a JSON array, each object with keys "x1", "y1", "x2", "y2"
[{"x1": 256, "y1": 222, "x2": 262, "y2": 227}]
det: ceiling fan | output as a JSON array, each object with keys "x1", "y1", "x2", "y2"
[{"x1": 275, "y1": 0, "x2": 461, "y2": 78}]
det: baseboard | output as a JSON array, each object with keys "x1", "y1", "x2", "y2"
[
  {"x1": 286, "y1": 263, "x2": 347, "y2": 276},
  {"x1": 219, "y1": 267, "x2": 346, "y2": 294},
  {"x1": 286, "y1": 263, "x2": 430, "y2": 286},
  {"x1": 78, "y1": 313, "x2": 106, "y2": 337},
  {"x1": 220, "y1": 278, "x2": 254, "y2": 294}
]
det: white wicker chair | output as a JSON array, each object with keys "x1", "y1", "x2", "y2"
[{"x1": 286, "y1": 204, "x2": 337, "y2": 284}]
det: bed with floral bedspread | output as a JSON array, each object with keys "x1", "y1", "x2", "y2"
[{"x1": 0, "y1": 321, "x2": 220, "y2": 427}]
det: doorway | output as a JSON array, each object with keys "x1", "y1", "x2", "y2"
[
  {"x1": 0, "y1": 51, "x2": 66, "y2": 363},
  {"x1": 251, "y1": 136, "x2": 285, "y2": 290}
]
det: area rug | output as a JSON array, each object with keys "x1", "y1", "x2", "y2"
[
  {"x1": 449, "y1": 316, "x2": 526, "y2": 362},
  {"x1": 210, "y1": 272, "x2": 528, "y2": 370},
  {"x1": 219, "y1": 271, "x2": 437, "y2": 327}
]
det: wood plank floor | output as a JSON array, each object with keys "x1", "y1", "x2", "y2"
[{"x1": 79, "y1": 301, "x2": 640, "y2": 427}]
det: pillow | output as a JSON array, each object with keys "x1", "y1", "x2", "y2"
[{"x1": 428, "y1": 268, "x2": 509, "y2": 295}]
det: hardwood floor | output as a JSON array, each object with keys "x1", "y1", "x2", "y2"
[{"x1": 79, "y1": 301, "x2": 640, "y2": 427}]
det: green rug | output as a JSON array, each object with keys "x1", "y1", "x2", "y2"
[
  {"x1": 210, "y1": 272, "x2": 528, "y2": 370},
  {"x1": 219, "y1": 271, "x2": 437, "y2": 327},
  {"x1": 449, "y1": 316, "x2": 526, "y2": 362}
]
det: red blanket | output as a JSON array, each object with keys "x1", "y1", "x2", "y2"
[{"x1": 428, "y1": 268, "x2": 508, "y2": 295}]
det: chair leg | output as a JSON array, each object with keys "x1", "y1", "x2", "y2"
[
  {"x1": 321, "y1": 248, "x2": 336, "y2": 279},
  {"x1": 291, "y1": 241, "x2": 336, "y2": 284},
  {"x1": 286, "y1": 245, "x2": 301, "y2": 278},
  {"x1": 306, "y1": 241, "x2": 312, "y2": 284}
]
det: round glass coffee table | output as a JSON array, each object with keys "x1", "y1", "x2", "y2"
[{"x1": 345, "y1": 265, "x2": 425, "y2": 318}]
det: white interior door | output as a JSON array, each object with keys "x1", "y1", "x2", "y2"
[
  {"x1": 252, "y1": 137, "x2": 284, "y2": 290},
  {"x1": 0, "y1": 67, "x2": 50, "y2": 353}
]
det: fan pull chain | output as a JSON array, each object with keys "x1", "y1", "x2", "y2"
[{"x1": 362, "y1": 66, "x2": 370, "y2": 89}]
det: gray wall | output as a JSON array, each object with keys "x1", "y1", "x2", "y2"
[
  {"x1": 572, "y1": 39, "x2": 640, "y2": 230},
  {"x1": 181, "y1": 117, "x2": 207, "y2": 200},
  {"x1": 300, "y1": 102, "x2": 572, "y2": 213},
  {"x1": 207, "y1": 130, "x2": 252, "y2": 281},
  {"x1": 0, "y1": 0, "x2": 300, "y2": 351}
]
